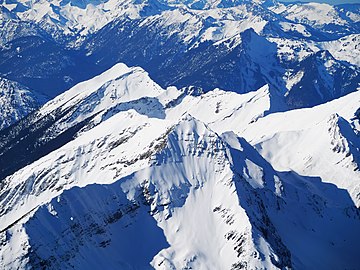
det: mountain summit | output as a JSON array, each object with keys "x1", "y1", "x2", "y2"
[{"x1": 1, "y1": 62, "x2": 360, "y2": 269}]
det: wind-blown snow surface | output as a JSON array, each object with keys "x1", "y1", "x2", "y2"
[{"x1": 0, "y1": 63, "x2": 359, "y2": 269}]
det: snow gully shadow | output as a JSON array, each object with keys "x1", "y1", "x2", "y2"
[{"x1": 24, "y1": 180, "x2": 169, "y2": 269}]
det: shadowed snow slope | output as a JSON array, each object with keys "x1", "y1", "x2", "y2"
[{"x1": 0, "y1": 63, "x2": 360, "y2": 269}]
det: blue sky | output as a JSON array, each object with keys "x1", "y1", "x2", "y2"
[{"x1": 280, "y1": 0, "x2": 360, "y2": 4}]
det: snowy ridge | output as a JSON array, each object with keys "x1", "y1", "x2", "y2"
[
  {"x1": 0, "y1": 0, "x2": 359, "y2": 268},
  {"x1": 0, "y1": 63, "x2": 360, "y2": 269},
  {"x1": 3, "y1": 0, "x2": 357, "y2": 45},
  {"x1": 241, "y1": 91, "x2": 360, "y2": 207},
  {"x1": 0, "y1": 114, "x2": 292, "y2": 269},
  {"x1": 0, "y1": 64, "x2": 278, "y2": 229},
  {"x1": 270, "y1": 2, "x2": 359, "y2": 33},
  {"x1": 319, "y1": 34, "x2": 360, "y2": 67},
  {"x1": 0, "y1": 0, "x2": 358, "y2": 118},
  {"x1": 38, "y1": 63, "x2": 163, "y2": 135},
  {"x1": 82, "y1": 4, "x2": 359, "y2": 108},
  {"x1": 1, "y1": 0, "x2": 157, "y2": 42}
]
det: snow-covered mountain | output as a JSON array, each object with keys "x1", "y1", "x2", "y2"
[
  {"x1": 0, "y1": 76, "x2": 45, "y2": 130},
  {"x1": 0, "y1": 0, "x2": 172, "y2": 44},
  {"x1": 319, "y1": 34, "x2": 360, "y2": 66},
  {"x1": 270, "y1": 2, "x2": 360, "y2": 37},
  {"x1": 86, "y1": 20, "x2": 359, "y2": 107},
  {"x1": 2, "y1": 0, "x2": 359, "y2": 43},
  {"x1": 0, "y1": 63, "x2": 359, "y2": 269},
  {"x1": 0, "y1": 0, "x2": 359, "y2": 112},
  {"x1": 0, "y1": 0, "x2": 360, "y2": 269}
]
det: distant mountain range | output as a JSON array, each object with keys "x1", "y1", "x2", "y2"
[{"x1": 0, "y1": 0, "x2": 359, "y2": 126}]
